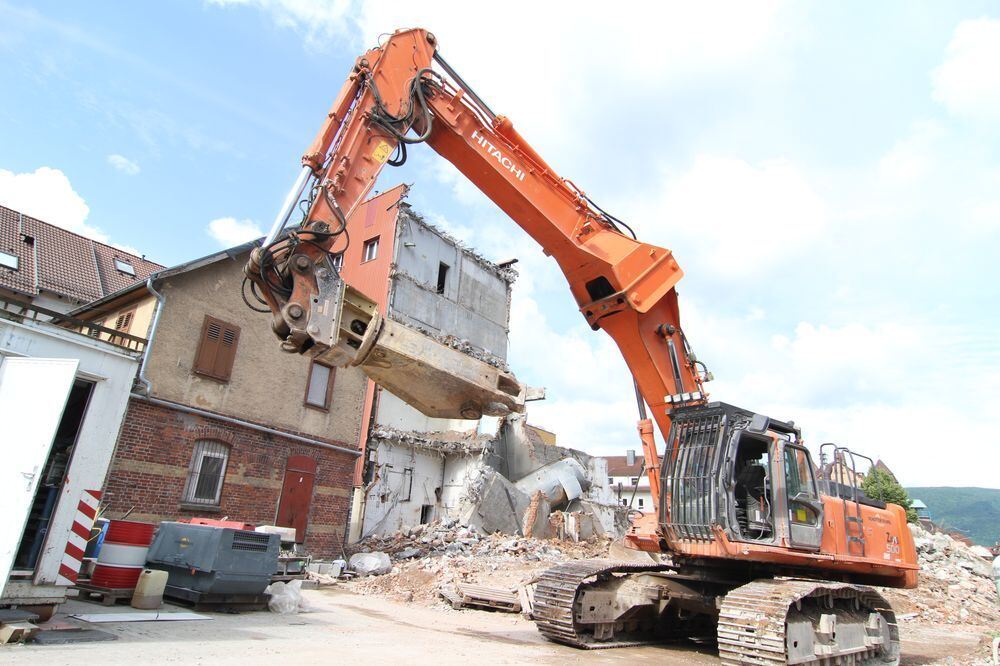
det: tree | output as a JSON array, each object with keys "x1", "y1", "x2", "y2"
[{"x1": 862, "y1": 468, "x2": 918, "y2": 523}]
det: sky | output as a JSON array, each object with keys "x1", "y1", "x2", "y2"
[{"x1": 0, "y1": 1, "x2": 997, "y2": 487}]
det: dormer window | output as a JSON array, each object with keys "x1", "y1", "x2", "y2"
[
  {"x1": 114, "y1": 258, "x2": 135, "y2": 276},
  {"x1": 0, "y1": 250, "x2": 18, "y2": 270}
]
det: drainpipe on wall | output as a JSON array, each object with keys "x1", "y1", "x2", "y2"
[{"x1": 136, "y1": 275, "x2": 165, "y2": 395}]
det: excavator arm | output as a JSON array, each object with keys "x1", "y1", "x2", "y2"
[{"x1": 245, "y1": 27, "x2": 709, "y2": 488}]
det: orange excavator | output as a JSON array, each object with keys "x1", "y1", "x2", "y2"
[{"x1": 245, "y1": 28, "x2": 917, "y2": 664}]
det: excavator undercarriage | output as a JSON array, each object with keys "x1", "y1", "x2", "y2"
[{"x1": 534, "y1": 560, "x2": 900, "y2": 664}]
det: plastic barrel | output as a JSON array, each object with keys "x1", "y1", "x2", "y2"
[{"x1": 91, "y1": 520, "x2": 156, "y2": 590}]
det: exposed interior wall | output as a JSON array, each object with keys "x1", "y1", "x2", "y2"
[{"x1": 388, "y1": 207, "x2": 513, "y2": 359}]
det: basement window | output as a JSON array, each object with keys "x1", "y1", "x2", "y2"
[
  {"x1": 436, "y1": 262, "x2": 449, "y2": 294},
  {"x1": 630, "y1": 477, "x2": 639, "y2": 485},
  {"x1": 362, "y1": 236, "x2": 379, "y2": 263},
  {"x1": 182, "y1": 440, "x2": 230, "y2": 506},
  {"x1": 638, "y1": 498, "x2": 644, "y2": 508},
  {"x1": 0, "y1": 250, "x2": 18, "y2": 270},
  {"x1": 114, "y1": 258, "x2": 136, "y2": 276},
  {"x1": 420, "y1": 505, "x2": 433, "y2": 524}
]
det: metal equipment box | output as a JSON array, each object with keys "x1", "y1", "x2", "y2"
[{"x1": 145, "y1": 522, "x2": 280, "y2": 595}]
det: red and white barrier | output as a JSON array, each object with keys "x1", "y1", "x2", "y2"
[{"x1": 55, "y1": 489, "x2": 102, "y2": 586}]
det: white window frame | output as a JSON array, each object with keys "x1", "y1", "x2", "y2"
[
  {"x1": 362, "y1": 237, "x2": 379, "y2": 263},
  {"x1": 182, "y1": 440, "x2": 230, "y2": 506},
  {"x1": 0, "y1": 250, "x2": 18, "y2": 270}
]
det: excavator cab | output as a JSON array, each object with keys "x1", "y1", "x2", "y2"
[{"x1": 661, "y1": 402, "x2": 825, "y2": 551}]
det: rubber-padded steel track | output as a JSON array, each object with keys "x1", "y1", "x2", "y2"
[
  {"x1": 532, "y1": 558, "x2": 669, "y2": 649},
  {"x1": 717, "y1": 578, "x2": 899, "y2": 665}
]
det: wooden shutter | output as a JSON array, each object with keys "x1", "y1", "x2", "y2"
[
  {"x1": 193, "y1": 315, "x2": 241, "y2": 381},
  {"x1": 114, "y1": 310, "x2": 134, "y2": 333}
]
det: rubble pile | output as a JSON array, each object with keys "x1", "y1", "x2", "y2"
[
  {"x1": 883, "y1": 524, "x2": 998, "y2": 625},
  {"x1": 349, "y1": 519, "x2": 608, "y2": 605}
]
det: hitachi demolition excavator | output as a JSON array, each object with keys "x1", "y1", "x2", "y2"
[{"x1": 245, "y1": 28, "x2": 918, "y2": 664}]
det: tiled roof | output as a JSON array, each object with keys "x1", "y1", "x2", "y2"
[
  {"x1": 604, "y1": 455, "x2": 643, "y2": 476},
  {"x1": 0, "y1": 204, "x2": 163, "y2": 303}
]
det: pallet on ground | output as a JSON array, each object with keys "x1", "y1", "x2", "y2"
[
  {"x1": 440, "y1": 582, "x2": 521, "y2": 613},
  {"x1": 71, "y1": 581, "x2": 134, "y2": 606},
  {"x1": 163, "y1": 584, "x2": 268, "y2": 612}
]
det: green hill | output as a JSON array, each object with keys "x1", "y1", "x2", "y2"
[{"x1": 906, "y1": 487, "x2": 1000, "y2": 546}]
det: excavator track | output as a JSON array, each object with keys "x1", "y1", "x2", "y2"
[
  {"x1": 532, "y1": 558, "x2": 670, "y2": 649},
  {"x1": 717, "y1": 578, "x2": 899, "y2": 665}
]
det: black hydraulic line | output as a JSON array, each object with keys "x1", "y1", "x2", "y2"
[{"x1": 433, "y1": 51, "x2": 497, "y2": 121}]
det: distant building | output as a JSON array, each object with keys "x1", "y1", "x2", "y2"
[
  {"x1": 73, "y1": 239, "x2": 368, "y2": 558},
  {"x1": 911, "y1": 499, "x2": 931, "y2": 521},
  {"x1": 0, "y1": 204, "x2": 161, "y2": 314},
  {"x1": 602, "y1": 452, "x2": 654, "y2": 513}
]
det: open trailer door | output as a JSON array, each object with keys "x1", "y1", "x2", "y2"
[{"x1": 0, "y1": 357, "x2": 79, "y2": 585}]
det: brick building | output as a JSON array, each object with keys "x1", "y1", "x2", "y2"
[{"x1": 75, "y1": 239, "x2": 368, "y2": 558}]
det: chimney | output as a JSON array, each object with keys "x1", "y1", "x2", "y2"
[{"x1": 626, "y1": 449, "x2": 636, "y2": 467}]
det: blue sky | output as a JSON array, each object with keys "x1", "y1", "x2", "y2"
[{"x1": 1, "y1": 1, "x2": 997, "y2": 486}]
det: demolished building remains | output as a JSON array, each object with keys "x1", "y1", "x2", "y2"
[{"x1": 346, "y1": 186, "x2": 623, "y2": 541}]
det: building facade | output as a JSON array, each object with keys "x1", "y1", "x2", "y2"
[
  {"x1": 603, "y1": 452, "x2": 655, "y2": 513},
  {"x1": 75, "y1": 243, "x2": 368, "y2": 557}
]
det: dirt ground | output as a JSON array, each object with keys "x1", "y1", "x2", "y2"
[{"x1": 0, "y1": 588, "x2": 993, "y2": 665}]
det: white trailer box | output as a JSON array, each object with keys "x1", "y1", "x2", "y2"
[{"x1": 0, "y1": 313, "x2": 140, "y2": 615}]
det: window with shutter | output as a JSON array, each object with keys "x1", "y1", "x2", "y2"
[
  {"x1": 193, "y1": 315, "x2": 241, "y2": 382},
  {"x1": 114, "y1": 310, "x2": 134, "y2": 333},
  {"x1": 109, "y1": 309, "x2": 135, "y2": 345}
]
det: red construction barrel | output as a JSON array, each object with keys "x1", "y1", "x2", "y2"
[{"x1": 91, "y1": 520, "x2": 156, "y2": 590}]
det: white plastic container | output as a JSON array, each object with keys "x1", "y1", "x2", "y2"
[{"x1": 130, "y1": 569, "x2": 168, "y2": 610}]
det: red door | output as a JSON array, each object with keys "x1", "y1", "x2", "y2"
[{"x1": 275, "y1": 455, "x2": 316, "y2": 542}]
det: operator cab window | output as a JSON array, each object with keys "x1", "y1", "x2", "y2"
[
  {"x1": 732, "y1": 434, "x2": 773, "y2": 541},
  {"x1": 784, "y1": 445, "x2": 823, "y2": 549}
]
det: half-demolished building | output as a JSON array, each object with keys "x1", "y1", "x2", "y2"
[{"x1": 342, "y1": 186, "x2": 624, "y2": 540}]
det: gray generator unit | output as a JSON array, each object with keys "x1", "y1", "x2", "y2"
[{"x1": 146, "y1": 522, "x2": 280, "y2": 595}]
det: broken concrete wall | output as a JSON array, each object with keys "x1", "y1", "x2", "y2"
[
  {"x1": 389, "y1": 206, "x2": 514, "y2": 360},
  {"x1": 360, "y1": 427, "x2": 492, "y2": 538}
]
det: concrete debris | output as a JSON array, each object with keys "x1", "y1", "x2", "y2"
[
  {"x1": 513, "y1": 458, "x2": 588, "y2": 506},
  {"x1": 368, "y1": 425, "x2": 492, "y2": 455},
  {"x1": 401, "y1": 318, "x2": 510, "y2": 371},
  {"x1": 348, "y1": 551, "x2": 392, "y2": 577},
  {"x1": 881, "y1": 523, "x2": 999, "y2": 626},
  {"x1": 349, "y1": 520, "x2": 609, "y2": 606}
]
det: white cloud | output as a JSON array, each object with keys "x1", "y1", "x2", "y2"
[
  {"x1": 0, "y1": 167, "x2": 110, "y2": 241},
  {"x1": 653, "y1": 156, "x2": 825, "y2": 278},
  {"x1": 931, "y1": 17, "x2": 1000, "y2": 123},
  {"x1": 107, "y1": 153, "x2": 140, "y2": 176},
  {"x1": 877, "y1": 121, "x2": 946, "y2": 185},
  {"x1": 206, "y1": 0, "x2": 352, "y2": 49},
  {"x1": 207, "y1": 216, "x2": 264, "y2": 247}
]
